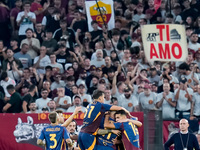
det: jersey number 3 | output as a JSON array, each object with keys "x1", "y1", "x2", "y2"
[
  {"x1": 50, "y1": 134, "x2": 57, "y2": 148},
  {"x1": 84, "y1": 106, "x2": 95, "y2": 118}
]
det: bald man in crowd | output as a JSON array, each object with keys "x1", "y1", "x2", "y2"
[{"x1": 164, "y1": 119, "x2": 199, "y2": 150}]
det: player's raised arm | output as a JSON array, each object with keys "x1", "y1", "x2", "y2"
[
  {"x1": 62, "y1": 106, "x2": 82, "y2": 127},
  {"x1": 104, "y1": 113, "x2": 116, "y2": 129},
  {"x1": 117, "y1": 118, "x2": 143, "y2": 127}
]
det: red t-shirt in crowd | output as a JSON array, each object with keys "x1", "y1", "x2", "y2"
[{"x1": 30, "y1": 2, "x2": 43, "y2": 23}]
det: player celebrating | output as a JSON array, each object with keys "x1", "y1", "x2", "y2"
[
  {"x1": 78, "y1": 90, "x2": 130, "y2": 150},
  {"x1": 37, "y1": 112, "x2": 72, "y2": 150},
  {"x1": 96, "y1": 110, "x2": 122, "y2": 150},
  {"x1": 104, "y1": 110, "x2": 142, "y2": 150}
]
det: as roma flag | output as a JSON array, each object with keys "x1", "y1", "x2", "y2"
[{"x1": 85, "y1": 0, "x2": 115, "y2": 31}]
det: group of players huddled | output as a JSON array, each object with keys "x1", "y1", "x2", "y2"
[{"x1": 37, "y1": 90, "x2": 142, "y2": 150}]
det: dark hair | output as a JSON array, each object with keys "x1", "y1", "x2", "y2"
[
  {"x1": 21, "y1": 43, "x2": 29, "y2": 48},
  {"x1": 6, "y1": 84, "x2": 15, "y2": 91},
  {"x1": 28, "y1": 100, "x2": 35, "y2": 105},
  {"x1": 71, "y1": 119, "x2": 78, "y2": 131},
  {"x1": 179, "y1": 62, "x2": 190, "y2": 70},
  {"x1": 59, "y1": 19, "x2": 67, "y2": 24},
  {"x1": 66, "y1": 76, "x2": 75, "y2": 81},
  {"x1": 25, "y1": 28, "x2": 33, "y2": 33},
  {"x1": 114, "y1": 110, "x2": 126, "y2": 118},
  {"x1": 91, "y1": 20, "x2": 98, "y2": 25},
  {"x1": 92, "y1": 90, "x2": 104, "y2": 100},
  {"x1": 23, "y1": 1, "x2": 31, "y2": 6},
  {"x1": 29, "y1": 85, "x2": 36, "y2": 92},
  {"x1": 1, "y1": 71, "x2": 8, "y2": 80},
  {"x1": 48, "y1": 112, "x2": 57, "y2": 123},
  {"x1": 45, "y1": 66, "x2": 53, "y2": 71},
  {"x1": 55, "y1": 110, "x2": 63, "y2": 114},
  {"x1": 163, "y1": 77, "x2": 170, "y2": 83},
  {"x1": 24, "y1": 68, "x2": 30, "y2": 72},
  {"x1": 111, "y1": 97, "x2": 118, "y2": 103}
]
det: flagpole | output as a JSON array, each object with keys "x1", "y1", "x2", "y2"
[
  {"x1": 95, "y1": 0, "x2": 127, "y2": 76},
  {"x1": 169, "y1": 0, "x2": 172, "y2": 15}
]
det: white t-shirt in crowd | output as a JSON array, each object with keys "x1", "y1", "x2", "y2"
[
  {"x1": 0, "y1": 77, "x2": 16, "y2": 97},
  {"x1": 16, "y1": 11, "x2": 36, "y2": 35},
  {"x1": 67, "y1": 105, "x2": 86, "y2": 113},
  {"x1": 155, "y1": 92, "x2": 175, "y2": 119},
  {"x1": 192, "y1": 93, "x2": 200, "y2": 116},
  {"x1": 138, "y1": 92, "x2": 157, "y2": 110},
  {"x1": 34, "y1": 55, "x2": 51, "y2": 74},
  {"x1": 54, "y1": 96, "x2": 72, "y2": 112},
  {"x1": 121, "y1": 95, "x2": 139, "y2": 112},
  {"x1": 35, "y1": 97, "x2": 51, "y2": 110},
  {"x1": 174, "y1": 88, "x2": 193, "y2": 111},
  {"x1": 51, "y1": 80, "x2": 65, "y2": 90}
]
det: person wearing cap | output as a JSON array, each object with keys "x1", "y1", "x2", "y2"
[
  {"x1": 138, "y1": 83, "x2": 157, "y2": 111},
  {"x1": 151, "y1": 82, "x2": 158, "y2": 93},
  {"x1": 121, "y1": 86, "x2": 139, "y2": 112},
  {"x1": 54, "y1": 87, "x2": 71, "y2": 112},
  {"x1": 67, "y1": 95, "x2": 86, "y2": 113},
  {"x1": 174, "y1": 77, "x2": 193, "y2": 119},
  {"x1": 51, "y1": 72, "x2": 65, "y2": 90},
  {"x1": 155, "y1": 83, "x2": 176, "y2": 119},
  {"x1": 78, "y1": 84, "x2": 92, "y2": 107},
  {"x1": 97, "y1": 78, "x2": 107, "y2": 92},
  {"x1": 33, "y1": 46, "x2": 51, "y2": 74},
  {"x1": 148, "y1": 66, "x2": 160, "y2": 84},
  {"x1": 90, "y1": 49, "x2": 106, "y2": 68},
  {"x1": 133, "y1": 3, "x2": 145, "y2": 22},
  {"x1": 35, "y1": 88, "x2": 51, "y2": 111}
]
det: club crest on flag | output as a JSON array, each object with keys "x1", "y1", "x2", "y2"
[
  {"x1": 89, "y1": 1, "x2": 111, "y2": 28},
  {"x1": 86, "y1": 0, "x2": 115, "y2": 31}
]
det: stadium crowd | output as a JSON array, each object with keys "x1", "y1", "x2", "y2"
[{"x1": 0, "y1": 0, "x2": 200, "y2": 122}]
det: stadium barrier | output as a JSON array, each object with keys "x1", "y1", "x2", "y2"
[{"x1": 0, "y1": 113, "x2": 199, "y2": 150}]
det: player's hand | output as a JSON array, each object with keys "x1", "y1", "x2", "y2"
[
  {"x1": 105, "y1": 111, "x2": 110, "y2": 116},
  {"x1": 74, "y1": 106, "x2": 82, "y2": 114},
  {"x1": 66, "y1": 139, "x2": 73, "y2": 147},
  {"x1": 111, "y1": 130, "x2": 121, "y2": 136},
  {"x1": 190, "y1": 116, "x2": 196, "y2": 120}
]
